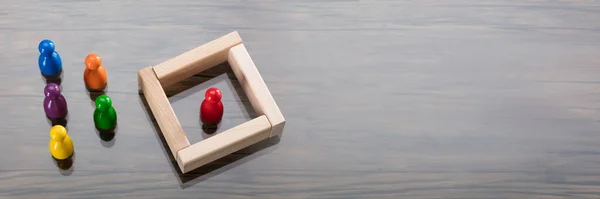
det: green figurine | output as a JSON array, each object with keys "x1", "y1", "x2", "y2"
[{"x1": 94, "y1": 94, "x2": 117, "y2": 131}]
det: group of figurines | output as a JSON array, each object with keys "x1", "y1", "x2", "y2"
[
  {"x1": 39, "y1": 39, "x2": 227, "y2": 165},
  {"x1": 39, "y1": 39, "x2": 117, "y2": 163}
]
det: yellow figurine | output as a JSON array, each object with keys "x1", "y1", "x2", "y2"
[{"x1": 48, "y1": 125, "x2": 73, "y2": 160}]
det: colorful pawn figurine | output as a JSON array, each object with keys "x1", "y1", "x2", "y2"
[
  {"x1": 38, "y1": 39, "x2": 62, "y2": 79},
  {"x1": 49, "y1": 125, "x2": 74, "y2": 160},
  {"x1": 43, "y1": 83, "x2": 68, "y2": 120},
  {"x1": 94, "y1": 94, "x2": 117, "y2": 131},
  {"x1": 84, "y1": 53, "x2": 108, "y2": 92},
  {"x1": 200, "y1": 87, "x2": 224, "y2": 125}
]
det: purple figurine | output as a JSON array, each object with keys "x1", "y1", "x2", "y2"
[{"x1": 44, "y1": 83, "x2": 68, "y2": 119}]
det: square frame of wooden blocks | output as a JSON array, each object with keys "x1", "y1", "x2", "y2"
[{"x1": 138, "y1": 31, "x2": 285, "y2": 173}]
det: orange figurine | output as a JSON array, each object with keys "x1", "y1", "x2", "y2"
[{"x1": 84, "y1": 53, "x2": 108, "y2": 92}]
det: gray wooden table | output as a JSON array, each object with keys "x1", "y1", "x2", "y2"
[{"x1": 2, "y1": 1, "x2": 600, "y2": 198}]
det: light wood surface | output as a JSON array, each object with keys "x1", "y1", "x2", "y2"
[
  {"x1": 177, "y1": 115, "x2": 271, "y2": 173},
  {"x1": 229, "y1": 44, "x2": 286, "y2": 137},
  {"x1": 138, "y1": 67, "x2": 190, "y2": 157},
  {"x1": 3, "y1": 1, "x2": 600, "y2": 198}
]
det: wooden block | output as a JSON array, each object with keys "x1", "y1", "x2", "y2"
[
  {"x1": 175, "y1": 115, "x2": 272, "y2": 173},
  {"x1": 152, "y1": 31, "x2": 243, "y2": 88},
  {"x1": 138, "y1": 67, "x2": 191, "y2": 157},
  {"x1": 228, "y1": 44, "x2": 286, "y2": 137},
  {"x1": 138, "y1": 31, "x2": 285, "y2": 174}
]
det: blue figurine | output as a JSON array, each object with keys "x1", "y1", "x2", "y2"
[{"x1": 38, "y1": 39, "x2": 62, "y2": 78}]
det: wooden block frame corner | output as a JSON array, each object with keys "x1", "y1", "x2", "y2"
[{"x1": 138, "y1": 31, "x2": 285, "y2": 173}]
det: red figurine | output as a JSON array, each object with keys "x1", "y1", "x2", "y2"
[{"x1": 200, "y1": 87, "x2": 224, "y2": 125}]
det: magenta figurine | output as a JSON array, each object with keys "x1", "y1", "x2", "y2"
[{"x1": 44, "y1": 83, "x2": 68, "y2": 119}]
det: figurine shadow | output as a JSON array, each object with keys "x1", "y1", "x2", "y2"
[
  {"x1": 95, "y1": 124, "x2": 117, "y2": 148},
  {"x1": 41, "y1": 69, "x2": 63, "y2": 85},
  {"x1": 200, "y1": 119, "x2": 219, "y2": 135},
  {"x1": 52, "y1": 152, "x2": 75, "y2": 176},
  {"x1": 46, "y1": 114, "x2": 69, "y2": 127},
  {"x1": 88, "y1": 91, "x2": 105, "y2": 102},
  {"x1": 139, "y1": 63, "x2": 278, "y2": 188},
  {"x1": 87, "y1": 83, "x2": 108, "y2": 103}
]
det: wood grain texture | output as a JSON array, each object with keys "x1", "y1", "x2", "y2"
[
  {"x1": 228, "y1": 44, "x2": 286, "y2": 137},
  {"x1": 177, "y1": 115, "x2": 271, "y2": 173},
  {"x1": 153, "y1": 31, "x2": 243, "y2": 88},
  {"x1": 2, "y1": 0, "x2": 600, "y2": 198},
  {"x1": 138, "y1": 67, "x2": 190, "y2": 157}
]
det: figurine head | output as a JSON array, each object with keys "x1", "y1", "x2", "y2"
[
  {"x1": 50, "y1": 125, "x2": 67, "y2": 141},
  {"x1": 85, "y1": 53, "x2": 102, "y2": 70},
  {"x1": 95, "y1": 94, "x2": 112, "y2": 111},
  {"x1": 38, "y1": 39, "x2": 55, "y2": 55},
  {"x1": 205, "y1": 87, "x2": 222, "y2": 102},
  {"x1": 44, "y1": 83, "x2": 61, "y2": 97}
]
